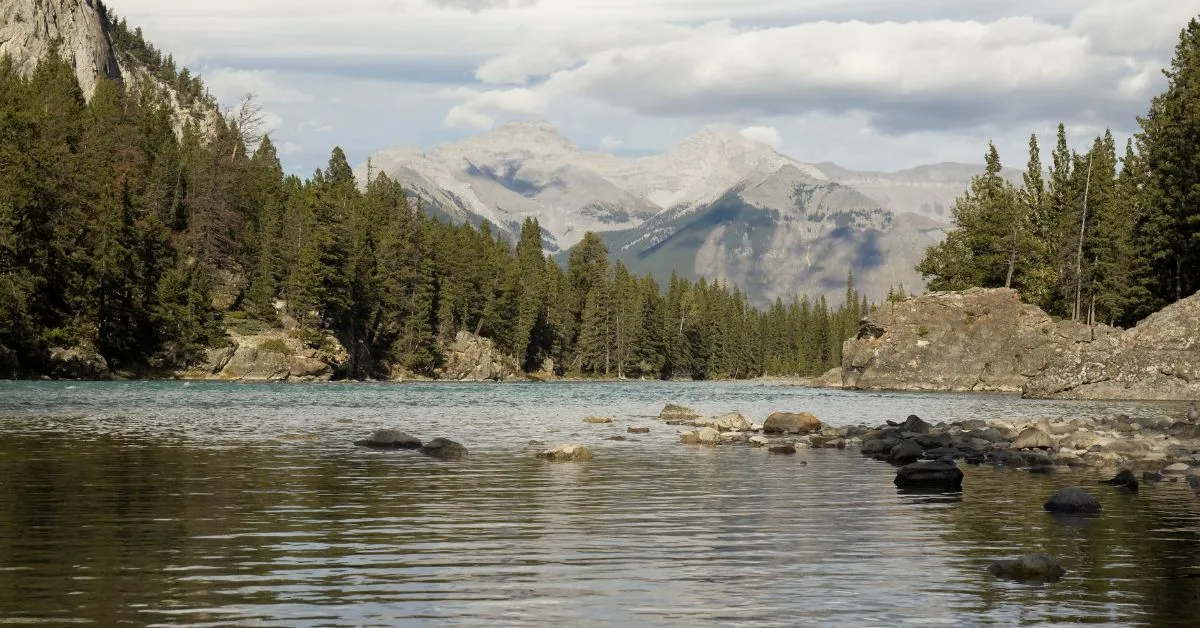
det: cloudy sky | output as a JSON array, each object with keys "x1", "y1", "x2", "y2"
[{"x1": 110, "y1": 0, "x2": 1197, "y2": 175}]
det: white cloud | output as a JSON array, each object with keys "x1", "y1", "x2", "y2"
[
  {"x1": 600, "y1": 135, "x2": 623, "y2": 150},
  {"x1": 740, "y1": 126, "x2": 782, "y2": 149},
  {"x1": 441, "y1": 87, "x2": 548, "y2": 129}
]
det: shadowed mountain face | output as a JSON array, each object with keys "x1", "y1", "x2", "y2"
[{"x1": 366, "y1": 121, "x2": 957, "y2": 306}]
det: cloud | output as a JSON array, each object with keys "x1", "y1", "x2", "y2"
[
  {"x1": 740, "y1": 126, "x2": 782, "y2": 149},
  {"x1": 427, "y1": 0, "x2": 538, "y2": 12},
  {"x1": 600, "y1": 135, "x2": 623, "y2": 150},
  {"x1": 442, "y1": 87, "x2": 548, "y2": 129}
]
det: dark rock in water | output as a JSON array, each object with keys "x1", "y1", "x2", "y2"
[
  {"x1": 894, "y1": 458, "x2": 964, "y2": 489},
  {"x1": 987, "y1": 553, "x2": 1067, "y2": 583},
  {"x1": 922, "y1": 446, "x2": 962, "y2": 460},
  {"x1": 419, "y1": 438, "x2": 467, "y2": 461},
  {"x1": 1190, "y1": 400, "x2": 1198, "y2": 422},
  {"x1": 763, "y1": 412, "x2": 823, "y2": 435},
  {"x1": 1044, "y1": 487, "x2": 1102, "y2": 513},
  {"x1": 889, "y1": 439, "x2": 925, "y2": 464},
  {"x1": 1100, "y1": 469, "x2": 1139, "y2": 491},
  {"x1": 769, "y1": 444, "x2": 798, "y2": 455},
  {"x1": 355, "y1": 429, "x2": 422, "y2": 450},
  {"x1": 862, "y1": 438, "x2": 899, "y2": 456},
  {"x1": 899, "y1": 415, "x2": 933, "y2": 435},
  {"x1": 628, "y1": 426, "x2": 651, "y2": 434},
  {"x1": 1142, "y1": 471, "x2": 1165, "y2": 484},
  {"x1": 1188, "y1": 474, "x2": 1200, "y2": 493}
]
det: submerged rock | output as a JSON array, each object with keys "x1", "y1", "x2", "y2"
[
  {"x1": 769, "y1": 444, "x2": 798, "y2": 455},
  {"x1": 894, "y1": 458, "x2": 964, "y2": 490},
  {"x1": 1100, "y1": 469, "x2": 1139, "y2": 491},
  {"x1": 628, "y1": 426, "x2": 651, "y2": 434},
  {"x1": 762, "y1": 412, "x2": 823, "y2": 435},
  {"x1": 987, "y1": 553, "x2": 1067, "y2": 583},
  {"x1": 355, "y1": 429, "x2": 422, "y2": 450},
  {"x1": 419, "y1": 438, "x2": 467, "y2": 461},
  {"x1": 536, "y1": 445, "x2": 594, "y2": 462},
  {"x1": 584, "y1": 416, "x2": 614, "y2": 424},
  {"x1": 748, "y1": 436, "x2": 771, "y2": 448},
  {"x1": 1043, "y1": 487, "x2": 1102, "y2": 514}
]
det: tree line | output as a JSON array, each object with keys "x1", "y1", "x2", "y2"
[
  {"x1": 918, "y1": 18, "x2": 1200, "y2": 327},
  {"x1": 0, "y1": 47, "x2": 868, "y2": 380}
]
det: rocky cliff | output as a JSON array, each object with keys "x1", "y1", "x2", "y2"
[
  {"x1": 437, "y1": 331, "x2": 521, "y2": 382},
  {"x1": 184, "y1": 330, "x2": 348, "y2": 382},
  {"x1": 1024, "y1": 291, "x2": 1200, "y2": 400},
  {"x1": 0, "y1": 0, "x2": 120, "y2": 99},
  {"x1": 838, "y1": 288, "x2": 1108, "y2": 392}
]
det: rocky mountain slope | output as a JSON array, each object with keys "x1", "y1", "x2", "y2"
[{"x1": 367, "y1": 122, "x2": 958, "y2": 305}]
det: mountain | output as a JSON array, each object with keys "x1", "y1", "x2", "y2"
[
  {"x1": 367, "y1": 121, "x2": 948, "y2": 306},
  {"x1": 0, "y1": 0, "x2": 218, "y2": 132}
]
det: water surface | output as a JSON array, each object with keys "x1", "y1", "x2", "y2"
[{"x1": 0, "y1": 381, "x2": 1197, "y2": 626}]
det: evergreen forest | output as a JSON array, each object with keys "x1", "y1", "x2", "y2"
[
  {"x1": 0, "y1": 46, "x2": 866, "y2": 381},
  {"x1": 918, "y1": 18, "x2": 1200, "y2": 327}
]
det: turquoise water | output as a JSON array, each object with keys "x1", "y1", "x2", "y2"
[{"x1": 0, "y1": 381, "x2": 1198, "y2": 626}]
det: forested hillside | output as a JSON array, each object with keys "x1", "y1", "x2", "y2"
[
  {"x1": 918, "y1": 18, "x2": 1200, "y2": 327},
  {"x1": 0, "y1": 46, "x2": 866, "y2": 380}
]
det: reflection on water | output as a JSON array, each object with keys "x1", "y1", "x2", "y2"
[{"x1": 0, "y1": 381, "x2": 1198, "y2": 626}]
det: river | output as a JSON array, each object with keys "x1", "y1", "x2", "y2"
[{"x1": 1, "y1": 381, "x2": 1197, "y2": 626}]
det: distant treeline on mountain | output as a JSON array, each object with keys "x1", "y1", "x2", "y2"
[
  {"x1": 918, "y1": 18, "x2": 1200, "y2": 327},
  {"x1": 0, "y1": 47, "x2": 866, "y2": 380}
]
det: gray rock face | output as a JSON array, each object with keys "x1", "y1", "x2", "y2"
[
  {"x1": 1043, "y1": 487, "x2": 1102, "y2": 514},
  {"x1": 356, "y1": 430, "x2": 422, "y2": 450},
  {"x1": 0, "y1": 0, "x2": 121, "y2": 100},
  {"x1": 1024, "y1": 291, "x2": 1200, "y2": 400},
  {"x1": 840, "y1": 288, "x2": 1106, "y2": 392},
  {"x1": 419, "y1": 438, "x2": 467, "y2": 461},
  {"x1": 47, "y1": 345, "x2": 109, "y2": 379},
  {"x1": 437, "y1": 331, "x2": 520, "y2": 381},
  {"x1": 762, "y1": 412, "x2": 823, "y2": 435},
  {"x1": 987, "y1": 553, "x2": 1067, "y2": 583},
  {"x1": 185, "y1": 331, "x2": 346, "y2": 381}
]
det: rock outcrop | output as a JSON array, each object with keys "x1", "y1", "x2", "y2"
[
  {"x1": 1024, "y1": 291, "x2": 1200, "y2": 400},
  {"x1": 185, "y1": 330, "x2": 347, "y2": 381},
  {"x1": 838, "y1": 288, "x2": 1107, "y2": 392},
  {"x1": 47, "y1": 345, "x2": 110, "y2": 379},
  {"x1": 437, "y1": 331, "x2": 520, "y2": 381},
  {"x1": 0, "y1": 0, "x2": 121, "y2": 100}
]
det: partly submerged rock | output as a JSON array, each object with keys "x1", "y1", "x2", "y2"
[
  {"x1": 889, "y1": 440, "x2": 925, "y2": 465},
  {"x1": 628, "y1": 426, "x2": 651, "y2": 434},
  {"x1": 536, "y1": 445, "x2": 594, "y2": 462},
  {"x1": 1163, "y1": 462, "x2": 1191, "y2": 474},
  {"x1": 769, "y1": 444, "x2": 798, "y2": 455},
  {"x1": 681, "y1": 427, "x2": 720, "y2": 446},
  {"x1": 584, "y1": 416, "x2": 614, "y2": 424},
  {"x1": 419, "y1": 438, "x2": 467, "y2": 461},
  {"x1": 659, "y1": 404, "x2": 701, "y2": 422},
  {"x1": 1043, "y1": 487, "x2": 1102, "y2": 514},
  {"x1": 1012, "y1": 427, "x2": 1054, "y2": 450},
  {"x1": 355, "y1": 429, "x2": 422, "y2": 450},
  {"x1": 762, "y1": 412, "x2": 823, "y2": 435},
  {"x1": 894, "y1": 458, "x2": 964, "y2": 490},
  {"x1": 987, "y1": 553, "x2": 1067, "y2": 583},
  {"x1": 1099, "y1": 469, "x2": 1139, "y2": 491}
]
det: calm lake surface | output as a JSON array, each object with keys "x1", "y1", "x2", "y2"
[{"x1": 1, "y1": 380, "x2": 1198, "y2": 626}]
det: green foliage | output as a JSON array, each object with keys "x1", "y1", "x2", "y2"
[{"x1": 918, "y1": 19, "x2": 1200, "y2": 327}]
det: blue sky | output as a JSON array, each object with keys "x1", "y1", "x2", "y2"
[{"x1": 110, "y1": 0, "x2": 1197, "y2": 174}]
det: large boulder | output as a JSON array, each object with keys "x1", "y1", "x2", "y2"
[
  {"x1": 47, "y1": 345, "x2": 110, "y2": 379},
  {"x1": 1043, "y1": 487, "x2": 1102, "y2": 514},
  {"x1": 987, "y1": 553, "x2": 1067, "y2": 583},
  {"x1": 889, "y1": 439, "x2": 925, "y2": 464},
  {"x1": 1012, "y1": 427, "x2": 1054, "y2": 450},
  {"x1": 1024, "y1": 291, "x2": 1200, "y2": 400},
  {"x1": 763, "y1": 412, "x2": 823, "y2": 435},
  {"x1": 355, "y1": 429, "x2": 422, "y2": 449},
  {"x1": 419, "y1": 438, "x2": 468, "y2": 461},
  {"x1": 841, "y1": 288, "x2": 1107, "y2": 392},
  {"x1": 894, "y1": 458, "x2": 964, "y2": 490},
  {"x1": 536, "y1": 445, "x2": 594, "y2": 462},
  {"x1": 185, "y1": 329, "x2": 345, "y2": 381},
  {"x1": 438, "y1": 331, "x2": 520, "y2": 381}
]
